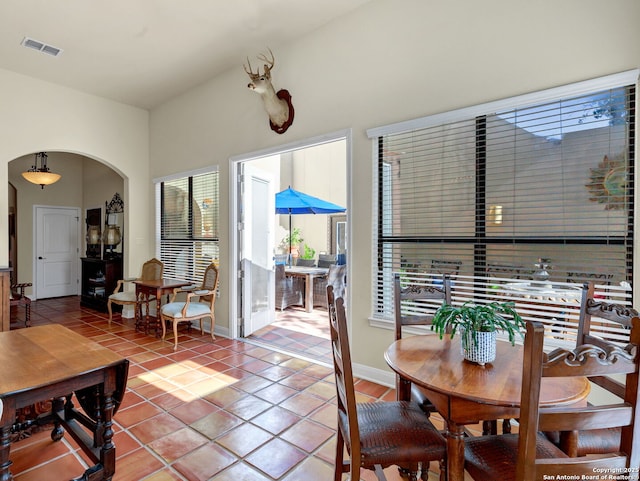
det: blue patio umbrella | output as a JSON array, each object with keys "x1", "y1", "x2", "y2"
[{"x1": 275, "y1": 187, "x2": 346, "y2": 264}]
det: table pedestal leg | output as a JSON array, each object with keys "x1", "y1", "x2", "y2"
[{"x1": 446, "y1": 420, "x2": 465, "y2": 481}]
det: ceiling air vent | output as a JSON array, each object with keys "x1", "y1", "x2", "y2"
[{"x1": 21, "y1": 37, "x2": 63, "y2": 57}]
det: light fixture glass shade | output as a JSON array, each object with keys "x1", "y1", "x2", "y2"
[
  {"x1": 21, "y1": 170, "x2": 62, "y2": 187},
  {"x1": 103, "y1": 225, "x2": 121, "y2": 247},
  {"x1": 22, "y1": 152, "x2": 62, "y2": 188},
  {"x1": 86, "y1": 225, "x2": 101, "y2": 245}
]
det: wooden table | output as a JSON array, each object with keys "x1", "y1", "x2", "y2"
[
  {"x1": 385, "y1": 335, "x2": 590, "y2": 481},
  {"x1": 284, "y1": 266, "x2": 328, "y2": 313},
  {"x1": 0, "y1": 325, "x2": 129, "y2": 481},
  {"x1": 134, "y1": 278, "x2": 191, "y2": 335}
]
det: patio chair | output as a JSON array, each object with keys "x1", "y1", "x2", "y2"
[
  {"x1": 160, "y1": 262, "x2": 219, "y2": 350},
  {"x1": 107, "y1": 258, "x2": 163, "y2": 325},
  {"x1": 295, "y1": 258, "x2": 316, "y2": 267},
  {"x1": 464, "y1": 318, "x2": 640, "y2": 481},
  {"x1": 313, "y1": 264, "x2": 346, "y2": 309},
  {"x1": 328, "y1": 286, "x2": 447, "y2": 481},
  {"x1": 317, "y1": 254, "x2": 337, "y2": 268},
  {"x1": 275, "y1": 264, "x2": 304, "y2": 311}
]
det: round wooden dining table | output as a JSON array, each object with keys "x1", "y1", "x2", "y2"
[{"x1": 384, "y1": 334, "x2": 590, "y2": 481}]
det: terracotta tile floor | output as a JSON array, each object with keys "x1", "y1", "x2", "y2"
[{"x1": 8, "y1": 297, "x2": 476, "y2": 481}]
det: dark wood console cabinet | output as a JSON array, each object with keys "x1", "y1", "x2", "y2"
[{"x1": 80, "y1": 257, "x2": 122, "y2": 312}]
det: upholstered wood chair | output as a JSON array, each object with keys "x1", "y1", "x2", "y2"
[
  {"x1": 160, "y1": 262, "x2": 219, "y2": 350},
  {"x1": 328, "y1": 286, "x2": 446, "y2": 481},
  {"x1": 393, "y1": 272, "x2": 451, "y2": 413},
  {"x1": 464, "y1": 318, "x2": 640, "y2": 481},
  {"x1": 107, "y1": 258, "x2": 163, "y2": 325},
  {"x1": 275, "y1": 264, "x2": 304, "y2": 311}
]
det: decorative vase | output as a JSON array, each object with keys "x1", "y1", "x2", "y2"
[{"x1": 461, "y1": 329, "x2": 497, "y2": 366}]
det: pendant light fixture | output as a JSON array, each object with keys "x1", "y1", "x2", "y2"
[{"x1": 21, "y1": 152, "x2": 61, "y2": 189}]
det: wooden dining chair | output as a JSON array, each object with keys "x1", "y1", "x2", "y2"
[
  {"x1": 464, "y1": 318, "x2": 640, "y2": 481},
  {"x1": 393, "y1": 272, "x2": 451, "y2": 412},
  {"x1": 160, "y1": 262, "x2": 219, "y2": 350},
  {"x1": 543, "y1": 281, "x2": 639, "y2": 457},
  {"x1": 328, "y1": 285, "x2": 446, "y2": 481},
  {"x1": 107, "y1": 257, "x2": 163, "y2": 325}
]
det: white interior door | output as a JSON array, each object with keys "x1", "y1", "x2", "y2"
[
  {"x1": 35, "y1": 206, "x2": 80, "y2": 299},
  {"x1": 241, "y1": 164, "x2": 276, "y2": 336}
]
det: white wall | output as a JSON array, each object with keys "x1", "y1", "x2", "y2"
[
  {"x1": 149, "y1": 0, "x2": 640, "y2": 371},
  {"x1": 0, "y1": 68, "x2": 151, "y2": 280}
]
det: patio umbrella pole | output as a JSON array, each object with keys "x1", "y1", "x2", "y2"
[{"x1": 288, "y1": 212, "x2": 292, "y2": 266}]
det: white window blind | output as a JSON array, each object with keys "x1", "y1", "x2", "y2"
[
  {"x1": 369, "y1": 72, "x2": 637, "y2": 346},
  {"x1": 158, "y1": 170, "x2": 219, "y2": 284}
]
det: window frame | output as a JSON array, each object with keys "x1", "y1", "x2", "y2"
[
  {"x1": 154, "y1": 166, "x2": 220, "y2": 285},
  {"x1": 367, "y1": 70, "x2": 638, "y2": 346}
]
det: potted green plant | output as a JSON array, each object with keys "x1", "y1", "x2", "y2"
[
  {"x1": 300, "y1": 244, "x2": 316, "y2": 260},
  {"x1": 431, "y1": 301, "x2": 524, "y2": 366},
  {"x1": 280, "y1": 227, "x2": 303, "y2": 258}
]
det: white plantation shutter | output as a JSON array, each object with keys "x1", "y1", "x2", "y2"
[
  {"x1": 368, "y1": 71, "x2": 637, "y2": 346},
  {"x1": 156, "y1": 169, "x2": 219, "y2": 284}
]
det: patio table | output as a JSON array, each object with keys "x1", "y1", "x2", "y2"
[{"x1": 284, "y1": 266, "x2": 328, "y2": 313}]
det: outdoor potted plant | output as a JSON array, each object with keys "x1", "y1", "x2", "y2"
[
  {"x1": 431, "y1": 301, "x2": 524, "y2": 366},
  {"x1": 300, "y1": 244, "x2": 316, "y2": 261},
  {"x1": 280, "y1": 227, "x2": 304, "y2": 259}
]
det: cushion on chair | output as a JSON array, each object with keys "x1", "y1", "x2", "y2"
[
  {"x1": 161, "y1": 302, "x2": 211, "y2": 319},
  {"x1": 464, "y1": 433, "x2": 568, "y2": 481},
  {"x1": 353, "y1": 401, "x2": 446, "y2": 467},
  {"x1": 109, "y1": 292, "x2": 138, "y2": 302}
]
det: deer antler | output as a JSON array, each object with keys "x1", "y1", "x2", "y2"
[
  {"x1": 256, "y1": 48, "x2": 275, "y2": 78},
  {"x1": 243, "y1": 57, "x2": 260, "y2": 79}
]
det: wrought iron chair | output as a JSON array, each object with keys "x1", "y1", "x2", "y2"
[
  {"x1": 160, "y1": 262, "x2": 219, "y2": 350},
  {"x1": 430, "y1": 259, "x2": 462, "y2": 276},
  {"x1": 328, "y1": 286, "x2": 446, "y2": 481},
  {"x1": 107, "y1": 258, "x2": 163, "y2": 325},
  {"x1": 464, "y1": 317, "x2": 640, "y2": 480}
]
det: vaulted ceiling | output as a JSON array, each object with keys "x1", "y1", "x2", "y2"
[{"x1": 0, "y1": 1, "x2": 371, "y2": 109}]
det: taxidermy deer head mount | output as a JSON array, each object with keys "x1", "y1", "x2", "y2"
[{"x1": 244, "y1": 49, "x2": 294, "y2": 134}]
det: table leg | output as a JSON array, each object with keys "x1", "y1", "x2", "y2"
[
  {"x1": 305, "y1": 275, "x2": 313, "y2": 313},
  {"x1": 446, "y1": 420, "x2": 465, "y2": 481}
]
